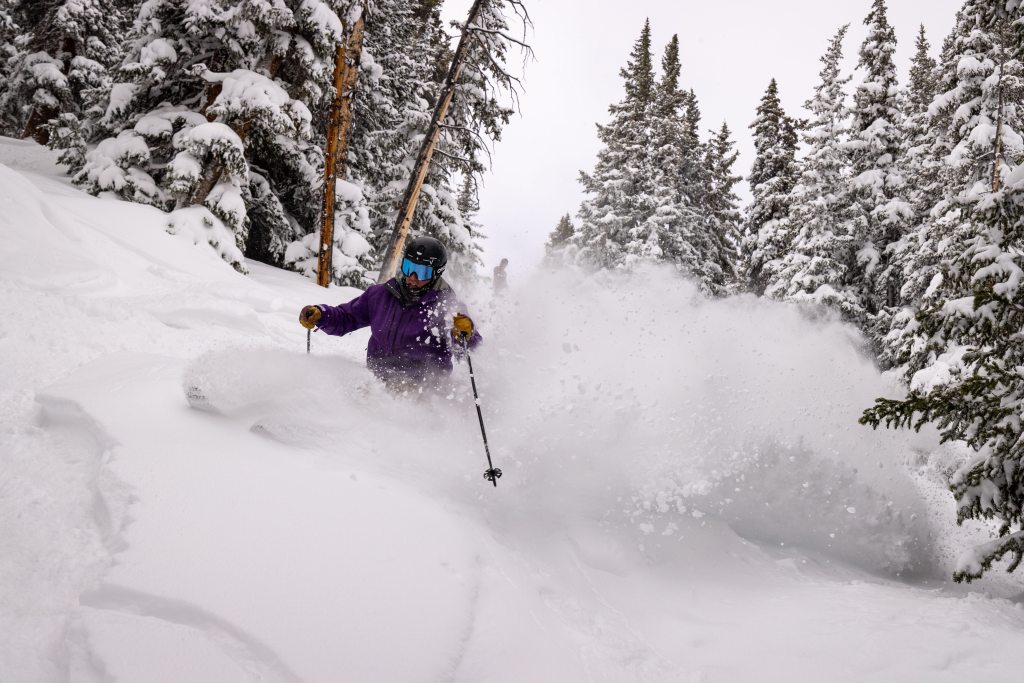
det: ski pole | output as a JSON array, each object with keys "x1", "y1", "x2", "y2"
[
  {"x1": 307, "y1": 328, "x2": 311, "y2": 354},
  {"x1": 461, "y1": 337, "x2": 501, "y2": 487}
]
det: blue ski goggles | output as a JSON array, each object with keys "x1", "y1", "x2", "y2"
[{"x1": 401, "y1": 258, "x2": 434, "y2": 280}]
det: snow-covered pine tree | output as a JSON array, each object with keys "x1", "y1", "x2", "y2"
[
  {"x1": 0, "y1": 0, "x2": 22, "y2": 116},
  {"x1": 884, "y1": 0, "x2": 1024, "y2": 376},
  {"x1": 668, "y1": 86, "x2": 732, "y2": 293},
  {"x1": 843, "y1": 0, "x2": 912, "y2": 329},
  {"x1": 766, "y1": 26, "x2": 863, "y2": 320},
  {"x1": 574, "y1": 19, "x2": 656, "y2": 269},
  {"x1": 315, "y1": 0, "x2": 435, "y2": 287},
  {"x1": 546, "y1": 213, "x2": 574, "y2": 254},
  {"x1": 280, "y1": 0, "x2": 380, "y2": 287},
  {"x1": 76, "y1": 0, "x2": 332, "y2": 273},
  {"x1": 249, "y1": 0, "x2": 349, "y2": 275},
  {"x1": 647, "y1": 61, "x2": 729, "y2": 294},
  {"x1": 878, "y1": 24, "x2": 944, "y2": 369},
  {"x1": 348, "y1": 0, "x2": 446, "y2": 267},
  {"x1": 0, "y1": 0, "x2": 126, "y2": 147},
  {"x1": 743, "y1": 78, "x2": 799, "y2": 295},
  {"x1": 862, "y1": 1, "x2": 1024, "y2": 583},
  {"x1": 284, "y1": 0, "x2": 461, "y2": 287},
  {"x1": 862, "y1": 165, "x2": 1024, "y2": 582},
  {"x1": 454, "y1": 173, "x2": 485, "y2": 272},
  {"x1": 929, "y1": 1, "x2": 1024, "y2": 210},
  {"x1": 679, "y1": 90, "x2": 709, "y2": 212},
  {"x1": 702, "y1": 121, "x2": 743, "y2": 293},
  {"x1": 637, "y1": 35, "x2": 690, "y2": 267}
]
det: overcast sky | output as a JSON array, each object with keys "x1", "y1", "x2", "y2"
[{"x1": 443, "y1": 0, "x2": 965, "y2": 277}]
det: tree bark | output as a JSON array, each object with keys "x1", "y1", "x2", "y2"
[
  {"x1": 317, "y1": 15, "x2": 365, "y2": 287},
  {"x1": 21, "y1": 105, "x2": 56, "y2": 145},
  {"x1": 376, "y1": 0, "x2": 486, "y2": 284}
]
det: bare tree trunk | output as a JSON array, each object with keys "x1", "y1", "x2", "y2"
[
  {"x1": 376, "y1": 0, "x2": 487, "y2": 284},
  {"x1": 317, "y1": 15, "x2": 365, "y2": 287}
]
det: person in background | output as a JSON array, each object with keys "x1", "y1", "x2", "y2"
[
  {"x1": 299, "y1": 236, "x2": 481, "y2": 391},
  {"x1": 493, "y1": 257, "x2": 509, "y2": 294}
]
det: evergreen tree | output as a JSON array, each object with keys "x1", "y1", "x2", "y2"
[
  {"x1": 0, "y1": 0, "x2": 21, "y2": 87},
  {"x1": 251, "y1": 0, "x2": 353, "y2": 277},
  {"x1": 679, "y1": 89, "x2": 709, "y2": 209},
  {"x1": 284, "y1": 0, "x2": 415, "y2": 286},
  {"x1": 844, "y1": 0, "x2": 911, "y2": 322},
  {"x1": 863, "y1": 1, "x2": 1024, "y2": 582},
  {"x1": 743, "y1": 78, "x2": 799, "y2": 295},
  {"x1": 450, "y1": 173, "x2": 485, "y2": 282},
  {"x1": 639, "y1": 35, "x2": 693, "y2": 267},
  {"x1": 547, "y1": 213, "x2": 574, "y2": 253},
  {"x1": 574, "y1": 19, "x2": 656, "y2": 269},
  {"x1": 0, "y1": 0, "x2": 126, "y2": 144},
  {"x1": 76, "y1": 0, "x2": 336, "y2": 272},
  {"x1": 879, "y1": 24, "x2": 944, "y2": 368},
  {"x1": 654, "y1": 81, "x2": 730, "y2": 293},
  {"x1": 907, "y1": 24, "x2": 939, "y2": 113},
  {"x1": 766, "y1": 26, "x2": 861, "y2": 319},
  {"x1": 702, "y1": 121, "x2": 743, "y2": 292},
  {"x1": 863, "y1": 165, "x2": 1024, "y2": 582},
  {"x1": 887, "y1": 0, "x2": 1024, "y2": 375},
  {"x1": 284, "y1": 0, "x2": 455, "y2": 286}
]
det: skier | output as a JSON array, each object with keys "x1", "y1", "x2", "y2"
[
  {"x1": 492, "y1": 258, "x2": 509, "y2": 294},
  {"x1": 299, "y1": 236, "x2": 481, "y2": 391}
]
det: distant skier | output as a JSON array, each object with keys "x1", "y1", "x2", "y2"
[
  {"x1": 492, "y1": 258, "x2": 509, "y2": 294},
  {"x1": 299, "y1": 235, "x2": 481, "y2": 391}
]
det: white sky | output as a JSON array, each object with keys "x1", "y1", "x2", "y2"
[{"x1": 444, "y1": 0, "x2": 965, "y2": 276}]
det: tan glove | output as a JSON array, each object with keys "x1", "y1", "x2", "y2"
[
  {"x1": 299, "y1": 305, "x2": 322, "y2": 330},
  {"x1": 452, "y1": 313, "x2": 474, "y2": 340}
]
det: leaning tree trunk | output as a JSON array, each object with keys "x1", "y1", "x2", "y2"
[
  {"x1": 376, "y1": 0, "x2": 487, "y2": 283},
  {"x1": 317, "y1": 14, "x2": 365, "y2": 287}
]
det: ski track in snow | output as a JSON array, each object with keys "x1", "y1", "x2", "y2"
[
  {"x1": 80, "y1": 585, "x2": 301, "y2": 683},
  {"x1": 4, "y1": 139, "x2": 1024, "y2": 681},
  {"x1": 0, "y1": 394, "x2": 128, "y2": 682}
]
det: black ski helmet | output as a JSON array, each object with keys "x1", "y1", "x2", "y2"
[{"x1": 402, "y1": 235, "x2": 448, "y2": 282}]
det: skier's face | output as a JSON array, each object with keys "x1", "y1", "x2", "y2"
[{"x1": 405, "y1": 272, "x2": 430, "y2": 289}]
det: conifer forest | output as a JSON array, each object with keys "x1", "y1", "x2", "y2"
[{"x1": 2, "y1": 0, "x2": 1024, "y2": 586}]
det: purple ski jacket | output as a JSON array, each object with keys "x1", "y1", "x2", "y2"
[{"x1": 315, "y1": 278, "x2": 481, "y2": 381}]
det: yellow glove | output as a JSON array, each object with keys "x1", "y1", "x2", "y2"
[
  {"x1": 299, "y1": 305, "x2": 322, "y2": 330},
  {"x1": 452, "y1": 313, "x2": 474, "y2": 340}
]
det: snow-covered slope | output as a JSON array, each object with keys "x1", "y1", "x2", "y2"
[{"x1": 3, "y1": 137, "x2": 1023, "y2": 682}]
